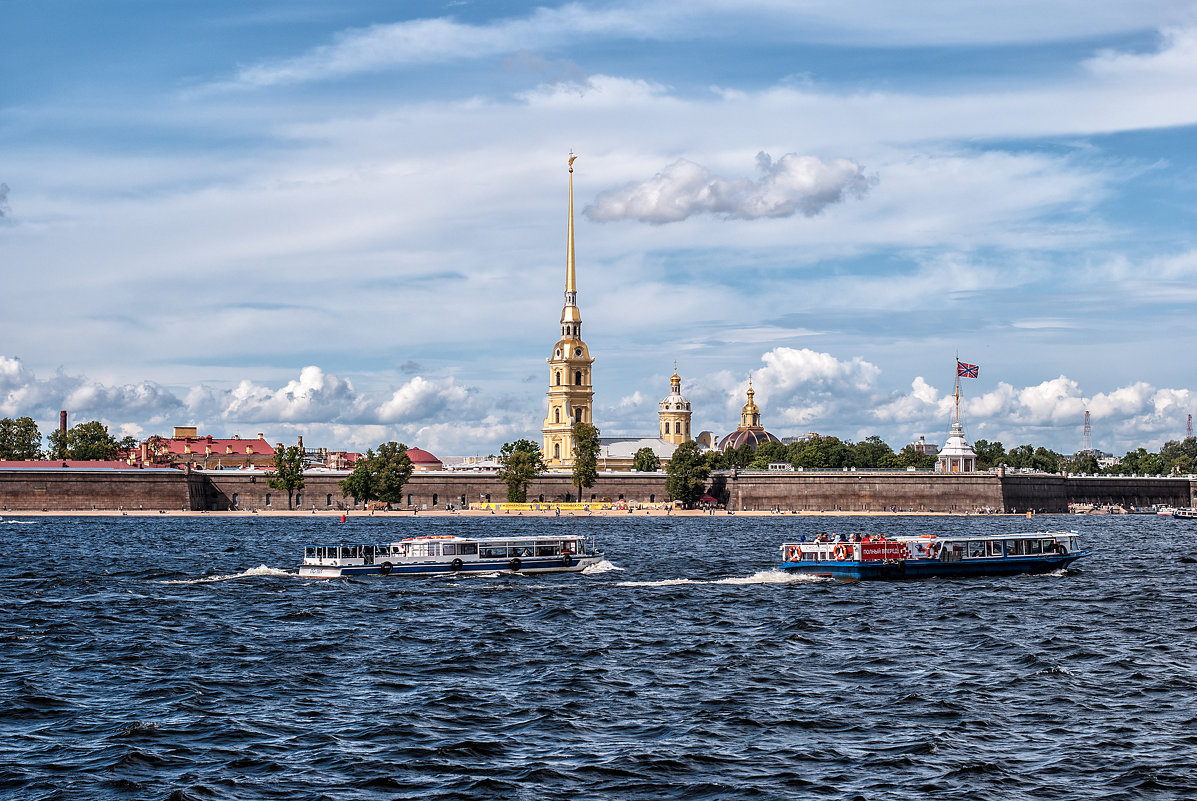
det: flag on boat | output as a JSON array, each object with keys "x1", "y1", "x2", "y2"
[{"x1": 957, "y1": 361, "x2": 979, "y2": 379}]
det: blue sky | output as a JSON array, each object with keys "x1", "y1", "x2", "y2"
[{"x1": 3, "y1": 0, "x2": 1197, "y2": 458}]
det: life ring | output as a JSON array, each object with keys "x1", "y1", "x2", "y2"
[
  {"x1": 379, "y1": 561, "x2": 393, "y2": 575},
  {"x1": 833, "y1": 544, "x2": 849, "y2": 561},
  {"x1": 450, "y1": 558, "x2": 463, "y2": 572},
  {"x1": 509, "y1": 558, "x2": 522, "y2": 572},
  {"x1": 561, "y1": 555, "x2": 574, "y2": 568}
]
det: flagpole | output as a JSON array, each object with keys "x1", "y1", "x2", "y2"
[{"x1": 954, "y1": 355, "x2": 960, "y2": 424}]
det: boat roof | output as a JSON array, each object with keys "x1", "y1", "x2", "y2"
[{"x1": 789, "y1": 530, "x2": 1078, "y2": 544}]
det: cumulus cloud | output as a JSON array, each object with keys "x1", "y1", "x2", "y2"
[
  {"x1": 586, "y1": 152, "x2": 870, "y2": 224},
  {"x1": 0, "y1": 355, "x2": 184, "y2": 423},
  {"x1": 377, "y1": 376, "x2": 474, "y2": 423},
  {"x1": 218, "y1": 366, "x2": 363, "y2": 423}
]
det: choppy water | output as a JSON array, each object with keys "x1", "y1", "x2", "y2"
[{"x1": 1, "y1": 513, "x2": 1194, "y2": 800}]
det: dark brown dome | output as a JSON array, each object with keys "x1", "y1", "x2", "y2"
[{"x1": 718, "y1": 428, "x2": 780, "y2": 451}]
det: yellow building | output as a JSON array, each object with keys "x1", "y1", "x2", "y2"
[
  {"x1": 542, "y1": 152, "x2": 594, "y2": 468},
  {"x1": 658, "y1": 366, "x2": 693, "y2": 445}
]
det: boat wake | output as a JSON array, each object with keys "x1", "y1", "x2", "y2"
[
  {"x1": 1, "y1": 520, "x2": 36, "y2": 525},
  {"x1": 581, "y1": 559, "x2": 623, "y2": 575},
  {"x1": 616, "y1": 569, "x2": 822, "y2": 588},
  {"x1": 160, "y1": 565, "x2": 295, "y2": 584}
]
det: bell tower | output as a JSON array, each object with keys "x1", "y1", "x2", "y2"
[
  {"x1": 658, "y1": 364, "x2": 692, "y2": 445},
  {"x1": 542, "y1": 152, "x2": 594, "y2": 468}
]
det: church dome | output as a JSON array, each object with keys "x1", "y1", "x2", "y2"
[{"x1": 718, "y1": 381, "x2": 779, "y2": 451}]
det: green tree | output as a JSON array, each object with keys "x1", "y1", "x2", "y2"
[
  {"x1": 748, "y1": 440, "x2": 791, "y2": 469},
  {"x1": 339, "y1": 449, "x2": 377, "y2": 506},
  {"x1": 1160, "y1": 437, "x2": 1197, "y2": 474},
  {"x1": 897, "y1": 445, "x2": 937, "y2": 470},
  {"x1": 791, "y1": 435, "x2": 850, "y2": 469},
  {"x1": 666, "y1": 440, "x2": 710, "y2": 507},
  {"x1": 497, "y1": 439, "x2": 546, "y2": 503},
  {"x1": 0, "y1": 416, "x2": 43, "y2": 460},
  {"x1": 632, "y1": 446, "x2": 660, "y2": 472},
  {"x1": 145, "y1": 434, "x2": 170, "y2": 464},
  {"x1": 374, "y1": 442, "x2": 414, "y2": 506},
  {"x1": 850, "y1": 435, "x2": 895, "y2": 468},
  {"x1": 972, "y1": 439, "x2": 1006, "y2": 469},
  {"x1": 571, "y1": 422, "x2": 600, "y2": 502},
  {"x1": 1065, "y1": 453, "x2": 1101, "y2": 474},
  {"x1": 47, "y1": 420, "x2": 121, "y2": 461},
  {"x1": 266, "y1": 445, "x2": 306, "y2": 510}
]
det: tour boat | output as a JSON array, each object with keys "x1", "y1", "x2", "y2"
[
  {"x1": 1172, "y1": 508, "x2": 1197, "y2": 519},
  {"x1": 298, "y1": 534, "x2": 602, "y2": 578},
  {"x1": 778, "y1": 530, "x2": 1089, "y2": 580},
  {"x1": 1157, "y1": 507, "x2": 1177, "y2": 517}
]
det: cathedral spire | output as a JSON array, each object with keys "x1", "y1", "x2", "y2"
[{"x1": 565, "y1": 150, "x2": 578, "y2": 306}]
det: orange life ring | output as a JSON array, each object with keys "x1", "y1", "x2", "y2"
[{"x1": 834, "y1": 544, "x2": 849, "y2": 561}]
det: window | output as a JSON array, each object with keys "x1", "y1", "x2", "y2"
[
  {"x1": 537, "y1": 543, "x2": 558, "y2": 556},
  {"x1": 555, "y1": 408, "x2": 561, "y2": 423},
  {"x1": 575, "y1": 407, "x2": 583, "y2": 423},
  {"x1": 326, "y1": 494, "x2": 332, "y2": 506},
  {"x1": 1007, "y1": 539, "x2": 1024, "y2": 556},
  {"x1": 265, "y1": 493, "x2": 272, "y2": 506},
  {"x1": 407, "y1": 494, "x2": 413, "y2": 506},
  {"x1": 674, "y1": 422, "x2": 680, "y2": 434},
  {"x1": 232, "y1": 492, "x2": 239, "y2": 507},
  {"x1": 432, "y1": 493, "x2": 438, "y2": 506},
  {"x1": 443, "y1": 544, "x2": 457, "y2": 556},
  {"x1": 554, "y1": 443, "x2": 560, "y2": 459},
  {"x1": 967, "y1": 541, "x2": 986, "y2": 558},
  {"x1": 988, "y1": 540, "x2": 1003, "y2": 557},
  {"x1": 479, "y1": 545, "x2": 507, "y2": 559},
  {"x1": 575, "y1": 371, "x2": 583, "y2": 385},
  {"x1": 556, "y1": 372, "x2": 561, "y2": 386},
  {"x1": 1029, "y1": 540, "x2": 1042, "y2": 554},
  {"x1": 458, "y1": 543, "x2": 478, "y2": 555},
  {"x1": 650, "y1": 494, "x2": 655, "y2": 503},
  {"x1": 296, "y1": 493, "x2": 303, "y2": 507}
]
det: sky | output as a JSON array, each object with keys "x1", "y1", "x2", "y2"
[{"x1": 2, "y1": 0, "x2": 1197, "y2": 459}]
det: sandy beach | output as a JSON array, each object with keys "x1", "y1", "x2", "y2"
[{"x1": 3, "y1": 507, "x2": 1028, "y2": 518}]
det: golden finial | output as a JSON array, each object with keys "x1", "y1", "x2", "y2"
[{"x1": 568, "y1": 150, "x2": 577, "y2": 173}]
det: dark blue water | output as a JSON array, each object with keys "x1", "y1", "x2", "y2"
[{"x1": 1, "y1": 513, "x2": 1194, "y2": 800}]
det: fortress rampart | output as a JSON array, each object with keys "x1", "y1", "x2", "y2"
[{"x1": 1, "y1": 467, "x2": 1193, "y2": 514}]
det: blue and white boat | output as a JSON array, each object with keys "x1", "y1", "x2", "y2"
[
  {"x1": 778, "y1": 530, "x2": 1089, "y2": 580},
  {"x1": 299, "y1": 534, "x2": 602, "y2": 578}
]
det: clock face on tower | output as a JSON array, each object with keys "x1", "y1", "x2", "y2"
[{"x1": 574, "y1": 347, "x2": 583, "y2": 357}]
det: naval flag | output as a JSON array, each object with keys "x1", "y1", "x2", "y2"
[{"x1": 957, "y1": 361, "x2": 979, "y2": 379}]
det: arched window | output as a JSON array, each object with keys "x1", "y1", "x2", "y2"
[
  {"x1": 432, "y1": 493, "x2": 438, "y2": 506},
  {"x1": 265, "y1": 493, "x2": 271, "y2": 506},
  {"x1": 554, "y1": 443, "x2": 560, "y2": 459},
  {"x1": 575, "y1": 407, "x2": 583, "y2": 423},
  {"x1": 325, "y1": 493, "x2": 332, "y2": 506},
  {"x1": 232, "y1": 492, "x2": 239, "y2": 508},
  {"x1": 554, "y1": 408, "x2": 561, "y2": 424},
  {"x1": 674, "y1": 422, "x2": 681, "y2": 434},
  {"x1": 663, "y1": 424, "x2": 668, "y2": 435},
  {"x1": 555, "y1": 372, "x2": 562, "y2": 386},
  {"x1": 575, "y1": 371, "x2": 583, "y2": 385}
]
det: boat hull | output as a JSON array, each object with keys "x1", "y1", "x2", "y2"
[
  {"x1": 299, "y1": 554, "x2": 603, "y2": 578},
  {"x1": 781, "y1": 552, "x2": 1089, "y2": 580}
]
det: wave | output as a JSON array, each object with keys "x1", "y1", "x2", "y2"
[
  {"x1": 616, "y1": 569, "x2": 822, "y2": 588},
  {"x1": 1, "y1": 520, "x2": 36, "y2": 525},
  {"x1": 159, "y1": 565, "x2": 294, "y2": 584},
  {"x1": 581, "y1": 559, "x2": 624, "y2": 575}
]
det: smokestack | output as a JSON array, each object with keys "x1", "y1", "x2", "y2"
[{"x1": 59, "y1": 410, "x2": 67, "y2": 433}]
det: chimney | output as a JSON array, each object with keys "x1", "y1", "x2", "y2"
[
  {"x1": 297, "y1": 435, "x2": 304, "y2": 449},
  {"x1": 257, "y1": 433, "x2": 264, "y2": 440},
  {"x1": 60, "y1": 410, "x2": 67, "y2": 433}
]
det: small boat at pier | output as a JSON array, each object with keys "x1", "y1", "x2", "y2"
[
  {"x1": 299, "y1": 534, "x2": 602, "y2": 578},
  {"x1": 1172, "y1": 508, "x2": 1197, "y2": 519},
  {"x1": 778, "y1": 530, "x2": 1089, "y2": 580}
]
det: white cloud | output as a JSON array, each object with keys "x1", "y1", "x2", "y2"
[
  {"x1": 219, "y1": 366, "x2": 363, "y2": 423},
  {"x1": 377, "y1": 376, "x2": 475, "y2": 424},
  {"x1": 586, "y1": 152, "x2": 869, "y2": 224}
]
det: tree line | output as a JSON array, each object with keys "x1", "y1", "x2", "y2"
[{"x1": 0, "y1": 416, "x2": 131, "y2": 461}]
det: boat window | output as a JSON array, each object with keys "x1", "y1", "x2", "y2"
[
  {"x1": 458, "y1": 543, "x2": 478, "y2": 555},
  {"x1": 1029, "y1": 540, "x2": 1042, "y2": 554},
  {"x1": 443, "y1": 544, "x2": 457, "y2": 556},
  {"x1": 479, "y1": 545, "x2": 507, "y2": 559},
  {"x1": 305, "y1": 547, "x2": 315, "y2": 558},
  {"x1": 967, "y1": 541, "x2": 986, "y2": 559},
  {"x1": 406, "y1": 543, "x2": 438, "y2": 558},
  {"x1": 510, "y1": 542, "x2": 535, "y2": 557},
  {"x1": 1007, "y1": 539, "x2": 1023, "y2": 556},
  {"x1": 562, "y1": 540, "x2": 577, "y2": 554},
  {"x1": 988, "y1": 541, "x2": 1003, "y2": 557},
  {"x1": 536, "y1": 543, "x2": 559, "y2": 556}
]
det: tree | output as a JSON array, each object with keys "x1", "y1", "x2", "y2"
[
  {"x1": 266, "y1": 445, "x2": 306, "y2": 510},
  {"x1": 571, "y1": 421, "x2": 600, "y2": 502},
  {"x1": 1160, "y1": 437, "x2": 1197, "y2": 474},
  {"x1": 666, "y1": 440, "x2": 710, "y2": 507},
  {"x1": 145, "y1": 434, "x2": 170, "y2": 464},
  {"x1": 0, "y1": 417, "x2": 43, "y2": 460},
  {"x1": 339, "y1": 450, "x2": 377, "y2": 506},
  {"x1": 497, "y1": 439, "x2": 546, "y2": 503},
  {"x1": 972, "y1": 439, "x2": 1006, "y2": 469},
  {"x1": 898, "y1": 445, "x2": 937, "y2": 470},
  {"x1": 374, "y1": 442, "x2": 414, "y2": 506},
  {"x1": 47, "y1": 420, "x2": 121, "y2": 461},
  {"x1": 632, "y1": 446, "x2": 661, "y2": 472},
  {"x1": 850, "y1": 435, "x2": 895, "y2": 469}
]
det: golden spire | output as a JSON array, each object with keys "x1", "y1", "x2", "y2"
[{"x1": 566, "y1": 150, "x2": 577, "y2": 298}]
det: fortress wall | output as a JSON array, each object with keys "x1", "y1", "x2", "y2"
[
  {"x1": 0, "y1": 469, "x2": 195, "y2": 512},
  {"x1": 1, "y1": 468, "x2": 1193, "y2": 514},
  {"x1": 715, "y1": 471, "x2": 1007, "y2": 512}
]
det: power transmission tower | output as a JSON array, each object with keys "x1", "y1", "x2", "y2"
[{"x1": 1082, "y1": 410, "x2": 1092, "y2": 453}]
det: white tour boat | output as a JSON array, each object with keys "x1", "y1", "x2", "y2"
[{"x1": 299, "y1": 534, "x2": 602, "y2": 578}]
